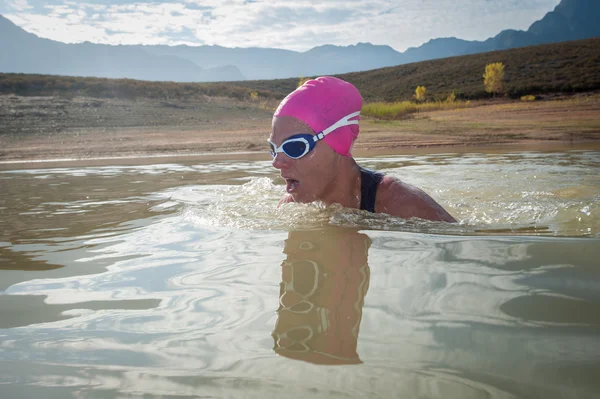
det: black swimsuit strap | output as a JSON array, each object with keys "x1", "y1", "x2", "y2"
[{"x1": 359, "y1": 166, "x2": 384, "y2": 213}]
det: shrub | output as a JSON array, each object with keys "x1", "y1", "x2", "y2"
[{"x1": 414, "y1": 86, "x2": 427, "y2": 102}]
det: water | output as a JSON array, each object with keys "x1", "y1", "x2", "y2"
[{"x1": 0, "y1": 149, "x2": 599, "y2": 399}]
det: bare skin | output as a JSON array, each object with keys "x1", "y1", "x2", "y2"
[
  {"x1": 270, "y1": 116, "x2": 456, "y2": 223},
  {"x1": 375, "y1": 177, "x2": 456, "y2": 222}
]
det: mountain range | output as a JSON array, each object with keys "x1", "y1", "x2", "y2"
[{"x1": 1, "y1": 0, "x2": 598, "y2": 82}]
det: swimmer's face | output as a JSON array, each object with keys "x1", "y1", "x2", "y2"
[{"x1": 270, "y1": 116, "x2": 340, "y2": 203}]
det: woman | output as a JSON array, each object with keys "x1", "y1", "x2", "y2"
[{"x1": 268, "y1": 76, "x2": 456, "y2": 222}]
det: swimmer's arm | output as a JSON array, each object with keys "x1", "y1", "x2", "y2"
[{"x1": 375, "y1": 177, "x2": 457, "y2": 222}]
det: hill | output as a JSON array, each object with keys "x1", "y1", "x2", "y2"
[
  {"x1": 346, "y1": 38, "x2": 600, "y2": 101},
  {"x1": 1, "y1": 38, "x2": 599, "y2": 103},
  {"x1": 219, "y1": 38, "x2": 600, "y2": 102}
]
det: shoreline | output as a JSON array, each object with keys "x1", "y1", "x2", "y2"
[{"x1": 1, "y1": 140, "x2": 598, "y2": 170}]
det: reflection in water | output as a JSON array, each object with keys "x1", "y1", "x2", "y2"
[{"x1": 273, "y1": 227, "x2": 370, "y2": 364}]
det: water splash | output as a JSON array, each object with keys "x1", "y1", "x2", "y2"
[{"x1": 179, "y1": 149, "x2": 599, "y2": 237}]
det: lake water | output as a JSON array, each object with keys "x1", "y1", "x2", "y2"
[{"x1": 1, "y1": 148, "x2": 599, "y2": 399}]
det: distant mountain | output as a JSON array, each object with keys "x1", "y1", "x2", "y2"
[
  {"x1": 134, "y1": 41, "x2": 403, "y2": 80},
  {"x1": 402, "y1": 0, "x2": 600, "y2": 62},
  {"x1": 134, "y1": 44, "x2": 300, "y2": 80},
  {"x1": 529, "y1": 0, "x2": 600, "y2": 42},
  {"x1": 0, "y1": 0, "x2": 598, "y2": 82},
  {"x1": 0, "y1": 15, "x2": 244, "y2": 82}
]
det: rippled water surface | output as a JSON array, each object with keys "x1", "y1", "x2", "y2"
[{"x1": 1, "y1": 149, "x2": 599, "y2": 399}]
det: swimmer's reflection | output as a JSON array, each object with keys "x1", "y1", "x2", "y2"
[{"x1": 272, "y1": 226, "x2": 371, "y2": 365}]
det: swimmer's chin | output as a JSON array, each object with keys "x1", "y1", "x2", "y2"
[{"x1": 278, "y1": 193, "x2": 296, "y2": 207}]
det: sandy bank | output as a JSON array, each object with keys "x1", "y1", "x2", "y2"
[{"x1": 1, "y1": 94, "x2": 599, "y2": 164}]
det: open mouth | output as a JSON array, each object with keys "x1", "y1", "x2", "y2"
[{"x1": 285, "y1": 178, "x2": 299, "y2": 193}]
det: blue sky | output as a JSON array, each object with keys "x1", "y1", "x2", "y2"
[{"x1": 2, "y1": 0, "x2": 561, "y2": 51}]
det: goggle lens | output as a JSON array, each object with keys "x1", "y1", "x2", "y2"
[
  {"x1": 269, "y1": 142, "x2": 276, "y2": 158},
  {"x1": 282, "y1": 140, "x2": 307, "y2": 158}
]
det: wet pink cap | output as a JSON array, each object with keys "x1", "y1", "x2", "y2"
[{"x1": 273, "y1": 76, "x2": 362, "y2": 157}]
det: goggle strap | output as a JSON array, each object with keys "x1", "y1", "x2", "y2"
[{"x1": 319, "y1": 111, "x2": 361, "y2": 139}]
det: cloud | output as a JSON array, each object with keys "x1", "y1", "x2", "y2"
[
  {"x1": 1, "y1": 0, "x2": 562, "y2": 51},
  {"x1": 6, "y1": 0, "x2": 33, "y2": 12}
]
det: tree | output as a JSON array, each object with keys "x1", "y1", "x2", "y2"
[
  {"x1": 414, "y1": 86, "x2": 427, "y2": 102},
  {"x1": 483, "y1": 62, "x2": 505, "y2": 97}
]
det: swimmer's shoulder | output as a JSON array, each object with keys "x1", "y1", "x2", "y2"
[{"x1": 375, "y1": 175, "x2": 456, "y2": 222}]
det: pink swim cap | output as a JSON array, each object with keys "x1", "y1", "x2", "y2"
[{"x1": 273, "y1": 76, "x2": 362, "y2": 157}]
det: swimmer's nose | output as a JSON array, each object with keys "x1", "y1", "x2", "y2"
[{"x1": 272, "y1": 152, "x2": 291, "y2": 169}]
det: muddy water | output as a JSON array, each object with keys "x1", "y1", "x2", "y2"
[{"x1": 0, "y1": 148, "x2": 599, "y2": 398}]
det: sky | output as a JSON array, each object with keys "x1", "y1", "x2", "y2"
[{"x1": 1, "y1": 0, "x2": 562, "y2": 52}]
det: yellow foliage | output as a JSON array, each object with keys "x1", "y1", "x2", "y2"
[
  {"x1": 483, "y1": 62, "x2": 505, "y2": 96},
  {"x1": 297, "y1": 76, "x2": 311, "y2": 87},
  {"x1": 414, "y1": 86, "x2": 427, "y2": 101},
  {"x1": 520, "y1": 94, "x2": 536, "y2": 102},
  {"x1": 249, "y1": 91, "x2": 259, "y2": 101},
  {"x1": 446, "y1": 91, "x2": 456, "y2": 103}
]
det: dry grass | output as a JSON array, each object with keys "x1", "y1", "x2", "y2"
[{"x1": 362, "y1": 100, "x2": 471, "y2": 120}]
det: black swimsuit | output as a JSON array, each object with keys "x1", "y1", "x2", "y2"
[{"x1": 359, "y1": 166, "x2": 384, "y2": 213}]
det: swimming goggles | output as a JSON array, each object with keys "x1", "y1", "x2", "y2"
[{"x1": 268, "y1": 111, "x2": 360, "y2": 159}]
